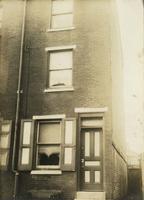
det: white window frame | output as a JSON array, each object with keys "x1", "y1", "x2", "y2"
[
  {"x1": 36, "y1": 120, "x2": 62, "y2": 169},
  {"x1": 18, "y1": 115, "x2": 76, "y2": 174},
  {"x1": 44, "y1": 45, "x2": 76, "y2": 93},
  {"x1": 47, "y1": 0, "x2": 75, "y2": 32}
]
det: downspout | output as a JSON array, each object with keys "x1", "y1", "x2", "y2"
[{"x1": 12, "y1": 0, "x2": 27, "y2": 199}]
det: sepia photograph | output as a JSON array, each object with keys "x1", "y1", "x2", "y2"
[{"x1": 0, "y1": 0, "x2": 144, "y2": 200}]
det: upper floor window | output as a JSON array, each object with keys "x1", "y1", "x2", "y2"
[
  {"x1": 49, "y1": 50, "x2": 72, "y2": 88},
  {"x1": 45, "y1": 45, "x2": 76, "y2": 92},
  {"x1": 50, "y1": 0, "x2": 73, "y2": 29}
]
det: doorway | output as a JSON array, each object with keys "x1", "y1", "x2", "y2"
[{"x1": 80, "y1": 127, "x2": 103, "y2": 191}]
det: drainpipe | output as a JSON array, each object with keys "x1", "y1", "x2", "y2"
[{"x1": 12, "y1": 0, "x2": 27, "y2": 199}]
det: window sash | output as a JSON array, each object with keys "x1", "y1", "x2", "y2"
[
  {"x1": 49, "y1": 69, "x2": 72, "y2": 88},
  {"x1": 51, "y1": 13, "x2": 73, "y2": 29},
  {"x1": 36, "y1": 145, "x2": 61, "y2": 169},
  {"x1": 37, "y1": 122, "x2": 61, "y2": 144},
  {"x1": 49, "y1": 50, "x2": 72, "y2": 70},
  {"x1": 52, "y1": 0, "x2": 73, "y2": 15},
  {"x1": 50, "y1": 0, "x2": 73, "y2": 29},
  {"x1": 48, "y1": 50, "x2": 73, "y2": 88},
  {"x1": 36, "y1": 121, "x2": 61, "y2": 168}
]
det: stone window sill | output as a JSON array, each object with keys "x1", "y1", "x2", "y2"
[
  {"x1": 46, "y1": 27, "x2": 75, "y2": 32},
  {"x1": 44, "y1": 87, "x2": 74, "y2": 93},
  {"x1": 31, "y1": 170, "x2": 62, "y2": 175}
]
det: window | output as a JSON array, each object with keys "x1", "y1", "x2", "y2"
[
  {"x1": 0, "y1": 120, "x2": 12, "y2": 170},
  {"x1": 51, "y1": 0, "x2": 73, "y2": 29},
  {"x1": 36, "y1": 121, "x2": 61, "y2": 168},
  {"x1": 18, "y1": 117, "x2": 76, "y2": 172},
  {"x1": 49, "y1": 50, "x2": 72, "y2": 88},
  {"x1": 45, "y1": 45, "x2": 76, "y2": 92}
]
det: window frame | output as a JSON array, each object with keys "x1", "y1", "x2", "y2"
[
  {"x1": 36, "y1": 120, "x2": 62, "y2": 169},
  {"x1": 18, "y1": 115, "x2": 76, "y2": 173},
  {"x1": 44, "y1": 45, "x2": 76, "y2": 93},
  {"x1": 48, "y1": 0, "x2": 74, "y2": 31}
]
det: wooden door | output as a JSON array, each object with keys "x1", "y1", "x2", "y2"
[{"x1": 80, "y1": 128, "x2": 103, "y2": 191}]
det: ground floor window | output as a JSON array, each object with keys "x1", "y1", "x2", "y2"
[
  {"x1": 36, "y1": 121, "x2": 61, "y2": 168},
  {"x1": 18, "y1": 116, "x2": 76, "y2": 172}
]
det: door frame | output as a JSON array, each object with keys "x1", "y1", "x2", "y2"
[{"x1": 76, "y1": 113, "x2": 105, "y2": 192}]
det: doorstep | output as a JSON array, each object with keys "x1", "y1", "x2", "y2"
[{"x1": 75, "y1": 191, "x2": 106, "y2": 200}]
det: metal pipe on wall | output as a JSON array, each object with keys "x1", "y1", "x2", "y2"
[{"x1": 12, "y1": 0, "x2": 27, "y2": 199}]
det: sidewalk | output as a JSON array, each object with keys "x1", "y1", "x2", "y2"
[{"x1": 122, "y1": 193, "x2": 142, "y2": 200}]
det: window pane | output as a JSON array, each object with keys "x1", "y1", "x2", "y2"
[
  {"x1": 64, "y1": 147, "x2": 72, "y2": 164},
  {"x1": 65, "y1": 121, "x2": 73, "y2": 144},
  {"x1": 0, "y1": 151, "x2": 7, "y2": 166},
  {"x1": 21, "y1": 148, "x2": 30, "y2": 165},
  {"x1": 22, "y1": 122, "x2": 31, "y2": 145},
  {"x1": 85, "y1": 171, "x2": 90, "y2": 183},
  {"x1": 95, "y1": 171, "x2": 100, "y2": 183},
  {"x1": 37, "y1": 146, "x2": 60, "y2": 166},
  {"x1": 52, "y1": 0, "x2": 73, "y2": 15},
  {"x1": 95, "y1": 132, "x2": 100, "y2": 156},
  {"x1": 39, "y1": 123, "x2": 60, "y2": 144},
  {"x1": 2, "y1": 124, "x2": 10, "y2": 132},
  {"x1": 0, "y1": 135, "x2": 9, "y2": 148},
  {"x1": 82, "y1": 118, "x2": 103, "y2": 127},
  {"x1": 85, "y1": 132, "x2": 90, "y2": 157},
  {"x1": 50, "y1": 51, "x2": 72, "y2": 70},
  {"x1": 51, "y1": 14, "x2": 73, "y2": 29},
  {"x1": 49, "y1": 69, "x2": 72, "y2": 87}
]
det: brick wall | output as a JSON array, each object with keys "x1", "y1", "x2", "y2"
[
  {"x1": 19, "y1": 172, "x2": 77, "y2": 200},
  {"x1": 0, "y1": 1, "x2": 24, "y2": 199},
  {"x1": 0, "y1": 0, "x2": 23, "y2": 119},
  {"x1": 112, "y1": 145, "x2": 128, "y2": 200},
  {"x1": 20, "y1": 0, "x2": 113, "y2": 198},
  {"x1": 0, "y1": 0, "x2": 128, "y2": 200}
]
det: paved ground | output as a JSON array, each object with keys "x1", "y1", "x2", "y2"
[{"x1": 122, "y1": 193, "x2": 143, "y2": 200}]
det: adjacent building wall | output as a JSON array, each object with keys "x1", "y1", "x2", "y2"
[
  {"x1": 0, "y1": 1, "x2": 24, "y2": 200},
  {"x1": 110, "y1": 0, "x2": 127, "y2": 199}
]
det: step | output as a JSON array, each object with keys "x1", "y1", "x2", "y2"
[{"x1": 76, "y1": 191, "x2": 106, "y2": 200}]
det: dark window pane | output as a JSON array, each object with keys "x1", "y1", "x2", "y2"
[{"x1": 37, "y1": 146, "x2": 60, "y2": 166}]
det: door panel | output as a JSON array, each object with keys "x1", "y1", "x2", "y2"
[{"x1": 80, "y1": 128, "x2": 103, "y2": 191}]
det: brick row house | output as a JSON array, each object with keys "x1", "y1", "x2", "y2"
[{"x1": 0, "y1": 0, "x2": 127, "y2": 200}]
